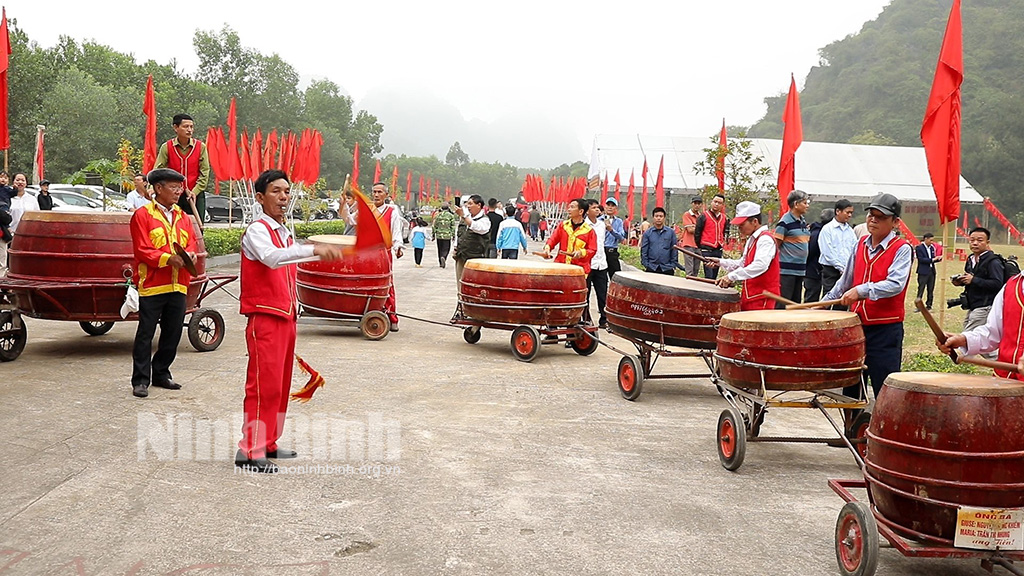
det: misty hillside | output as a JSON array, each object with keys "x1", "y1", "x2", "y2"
[
  {"x1": 358, "y1": 87, "x2": 586, "y2": 168},
  {"x1": 748, "y1": 0, "x2": 1024, "y2": 216}
]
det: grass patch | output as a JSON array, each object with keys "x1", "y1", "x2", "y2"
[{"x1": 202, "y1": 220, "x2": 349, "y2": 257}]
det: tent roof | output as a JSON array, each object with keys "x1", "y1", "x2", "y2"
[{"x1": 587, "y1": 134, "x2": 983, "y2": 204}]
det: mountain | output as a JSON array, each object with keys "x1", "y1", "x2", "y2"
[
  {"x1": 357, "y1": 87, "x2": 586, "y2": 169},
  {"x1": 748, "y1": 0, "x2": 1024, "y2": 216}
]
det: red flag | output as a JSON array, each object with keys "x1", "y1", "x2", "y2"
[
  {"x1": 374, "y1": 159, "x2": 382, "y2": 184},
  {"x1": 717, "y1": 119, "x2": 727, "y2": 192},
  {"x1": 921, "y1": 0, "x2": 963, "y2": 225},
  {"x1": 227, "y1": 98, "x2": 242, "y2": 180},
  {"x1": 0, "y1": 9, "x2": 10, "y2": 150},
  {"x1": 143, "y1": 75, "x2": 158, "y2": 172},
  {"x1": 264, "y1": 130, "x2": 278, "y2": 175},
  {"x1": 239, "y1": 128, "x2": 251, "y2": 181},
  {"x1": 602, "y1": 173, "x2": 609, "y2": 204},
  {"x1": 251, "y1": 129, "x2": 263, "y2": 177},
  {"x1": 654, "y1": 155, "x2": 665, "y2": 208},
  {"x1": 353, "y1": 186, "x2": 389, "y2": 252},
  {"x1": 351, "y1": 142, "x2": 360, "y2": 191},
  {"x1": 613, "y1": 170, "x2": 621, "y2": 204},
  {"x1": 627, "y1": 169, "x2": 636, "y2": 215},
  {"x1": 34, "y1": 126, "x2": 44, "y2": 182},
  {"x1": 391, "y1": 164, "x2": 399, "y2": 197},
  {"x1": 419, "y1": 174, "x2": 425, "y2": 201},
  {"x1": 290, "y1": 354, "x2": 326, "y2": 403},
  {"x1": 778, "y1": 74, "x2": 803, "y2": 215},
  {"x1": 406, "y1": 170, "x2": 412, "y2": 203}
]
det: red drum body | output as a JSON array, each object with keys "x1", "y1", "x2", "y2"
[
  {"x1": 606, "y1": 271, "x2": 740, "y2": 349},
  {"x1": 866, "y1": 372, "x2": 1024, "y2": 542},
  {"x1": 716, "y1": 310, "x2": 865, "y2": 391},
  {"x1": 296, "y1": 235, "x2": 391, "y2": 319},
  {"x1": 6, "y1": 210, "x2": 208, "y2": 320},
  {"x1": 459, "y1": 259, "x2": 587, "y2": 326}
]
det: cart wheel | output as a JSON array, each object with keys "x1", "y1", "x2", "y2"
[
  {"x1": 835, "y1": 501, "x2": 879, "y2": 576},
  {"x1": 360, "y1": 311, "x2": 390, "y2": 340},
  {"x1": 463, "y1": 326, "x2": 481, "y2": 344},
  {"x1": 571, "y1": 328, "x2": 599, "y2": 356},
  {"x1": 188, "y1": 308, "x2": 225, "y2": 352},
  {"x1": 0, "y1": 311, "x2": 26, "y2": 362},
  {"x1": 617, "y1": 355, "x2": 644, "y2": 401},
  {"x1": 846, "y1": 412, "x2": 872, "y2": 461},
  {"x1": 510, "y1": 325, "x2": 541, "y2": 362},
  {"x1": 79, "y1": 321, "x2": 115, "y2": 336},
  {"x1": 717, "y1": 407, "x2": 747, "y2": 471}
]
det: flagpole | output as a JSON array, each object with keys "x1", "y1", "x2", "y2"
[{"x1": 939, "y1": 219, "x2": 951, "y2": 328}]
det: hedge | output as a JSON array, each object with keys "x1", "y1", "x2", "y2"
[{"x1": 202, "y1": 220, "x2": 349, "y2": 257}]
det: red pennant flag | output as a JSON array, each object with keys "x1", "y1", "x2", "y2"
[
  {"x1": 717, "y1": 119, "x2": 728, "y2": 192},
  {"x1": 352, "y1": 142, "x2": 360, "y2": 191},
  {"x1": 627, "y1": 169, "x2": 636, "y2": 214},
  {"x1": 263, "y1": 130, "x2": 278, "y2": 173},
  {"x1": 391, "y1": 164, "x2": 399, "y2": 197},
  {"x1": 353, "y1": 186, "x2": 389, "y2": 252},
  {"x1": 406, "y1": 170, "x2": 412, "y2": 203},
  {"x1": 374, "y1": 159, "x2": 382, "y2": 184},
  {"x1": 34, "y1": 126, "x2": 44, "y2": 182},
  {"x1": 418, "y1": 174, "x2": 425, "y2": 201},
  {"x1": 0, "y1": 9, "x2": 10, "y2": 150},
  {"x1": 143, "y1": 75, "x2": 158, "y2": 172},
  {"x1": 204, "y1": 127, "x2": 221, "y2": 179},
  {"x1": 921, "y1": 0, "x2": 963, "y2": 225},
  {"x1": 290, "y1": 355, "x2": 326, "y2": 403},
  {"x1": 655, "y1": 156, "x2": 665, "y2": 208},
  {"x1": 601, "y1": 173, "x2": 609, "y2": 204},
  {"x1": 613, "y1": 170, "x2": 621, "y2": 205},
  {"x1": 227, "y1": 98, "x2": 243, "y2": 180},
  {"x1": 251, "y1": 129, "x2": 263, "y2": 177},
  {"x1": 239, "y1": 128, "x2": 251, "y2": 181},
  {"x1": 778, "y1": 74, "x2": 803, "y2": 215}
]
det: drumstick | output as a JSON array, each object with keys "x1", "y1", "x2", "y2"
[
  {"x1": 685, "y1": 276, "x2": 719, "y2": 285},
  {"x1": 916, "y1": 299, "x2": 1022, "y2": 374},
  {"x1": 785, "y1": 299, "x2": 843, "y2": 310},
  {"x1": 762, "y1": 292, "x2": 797, "y2": 306},
  {"x1": 188, "y1": 194, "x2": 204, "y2": 231},
  {"x1": 531, "y1": 250, "x2": 571, "y2": 259},
  {"x1": 677, "y1": 246, "x2": 710, "y2": 263},
  {"x1": 278, "y1": 255, "x2": 323, "y2": 266},
  {"x1": 916, "y1": 298, "x2": 958, "y2": 363}
]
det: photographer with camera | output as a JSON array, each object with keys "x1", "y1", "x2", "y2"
[{"x1": 951, "y1": 228, "x2": 1004, "y2": 342}]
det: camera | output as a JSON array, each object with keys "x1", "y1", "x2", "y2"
[{"x1": 947, "y1": 293, "x2": 967, "y2": 309}]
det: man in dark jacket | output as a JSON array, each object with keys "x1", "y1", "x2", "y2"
[
  {"x1": 953, "y1": 227, "x2": 1004, "y2": 335},
  {"x1": 485, "y1": 198, "x2": 504, "y2": 258},
  {"x1": 915, "y1": 232, "x2": 938, "y2": 310},
  {"x1": 802, "y1": 209, "x2": 832, "y2": 302},
  {"x1": 37, "y1": 180, "x2": 54, "y2": 211}
]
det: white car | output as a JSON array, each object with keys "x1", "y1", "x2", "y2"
[
  {"x1": 49, "y1": 184, "x2": 131, "y2": 211},
  {"x1": 24, "y1": 187, "x2": 104, "y2": 211}
]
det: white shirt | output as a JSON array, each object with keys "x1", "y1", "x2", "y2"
[
  {"x1": 377, "y1": 203, "x2": 404, "y2": 255},
  {"x1": 241, "y1": 214, "x2": 314, "y2": 268},
  {"x1": 9, "y1": 193, "x2": 39, "y2": 235},
  {"x1": 587, "y1": 216, "x2": 608, "y2": 270},
  {"x1": 818, "y1": 218, "x2": 858, "y2": 272},
  {"x1": 126, "y1": 190, "x2": 151, "y2": 210},
  {"x1": 719, "y1": 225, "x2": 776, "y2": 282}
]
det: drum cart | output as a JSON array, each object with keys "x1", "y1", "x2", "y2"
[
  {"x1": 450, "y1": 302, "x2": 599, "y2": 363},
  {"x1": 296, "y1": 297, "x2": 391, "y2": 340},
  {"x1": 711, "y1": 358, "x2": 872, "y2": 472},
  {"x1": 598, "y1": 321, "x2": 717, "y2": 401}
]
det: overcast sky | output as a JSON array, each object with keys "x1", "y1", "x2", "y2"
[{"x1": 8, "y1": 0, "x2": 892, "y2": 158}]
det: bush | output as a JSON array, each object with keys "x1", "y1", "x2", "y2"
[
  {"x1": 901, "y1": 352, "x2": 985, "y2": 374},
  {"x1": 201, "y1": 220, "x2": 350, "y2": 257}
]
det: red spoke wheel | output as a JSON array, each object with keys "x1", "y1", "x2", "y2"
[
  {"x1": 835, "y1": 501, "x2": 878, "y2": 576},
  {"x1": 360, "y1": 311, "x2": 390, "y2": 341},
  {"x1": 510, "y1": 325, "x2": 540, "y2": 363},
  {"x1": 846, "y1": 412, "x2": 872, "y2": 461},
  {"x1": 716, "y1": 407, "x2": 747, "y2": 471},
  {"x1": 188, "y1": 308, "x2": 225, "y2": 352},
  {"x1": 570, "y1": 328, "x2": 599, "y2": 356},
  {"x1": 617, "y1": 355, "x2": 644, "y2": 401}
]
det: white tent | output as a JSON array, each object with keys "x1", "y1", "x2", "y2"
[{"x1": 587, "y1": 134, "x2": 983, "y2": 204}]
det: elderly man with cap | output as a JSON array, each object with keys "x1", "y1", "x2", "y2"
[
  {"x1": 824, "y1": 192, "x2": 912, "y2": 406},
  {"x1": 128, "y1": 168, "x2": 198, "y2": 398},
  {"x1": 680, "y1": 196, "x2": 703, "y2": 277},
  {"x1": 707, "y1": 201, "x2": 779, "y2": 311},
  {"x1": 603, "y1": 197, "x2": 626, "y2": 278}
]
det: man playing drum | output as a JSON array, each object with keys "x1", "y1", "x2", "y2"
[
  {"x1": 824, "y1": 193, "x2": 912, "y2": 403},
  {"x1": 938, "y1": 269, "x2": 1024, "y2": 381},
  {"x1": 542, "y1": 197, "x2": 597, "y2": 274},
  {"x1": 235, "y1": 170, "x2": 343, "y2": 473},
  {"x1": 707, "y1": 201, "x2": 780, "y2": 311}
]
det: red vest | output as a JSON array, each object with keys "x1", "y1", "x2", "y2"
[
  {"x1": 164, "y1": 139, "x2": 204, "y2": 192},
  {"x1": 849, "y1": 236, "x2": 910, "y2": 325},
  {"x1": 699, "y1": 209, "x2": 726, "y2": 248},
  {"x1": 740, "y1": 228, "x2": 781, "y2": 311},
  {"x1": 997, "y1": 275, "x2": 1024, "y2": 381},
  {"x1": 240, "y1": 220, "x2": 297, "y2": 320}
]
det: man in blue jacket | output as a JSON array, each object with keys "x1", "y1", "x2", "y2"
[{"x1": 641, "y1": 207, "x2": 679, "y2": 275}]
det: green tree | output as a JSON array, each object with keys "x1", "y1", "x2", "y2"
[
  {"x1": 446, "y1": 141, "x2": 470, "y2": 167},
  {"x1": 693, "y1": 130, "x2": 778, "y2": 214}
]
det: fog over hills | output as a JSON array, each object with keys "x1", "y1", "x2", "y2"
[{"x1": 357, "y1": 87, "x2": 587, "y2": 168}]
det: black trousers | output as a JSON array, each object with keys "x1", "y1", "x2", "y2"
[
  {"x1": 916, "y1": 272, "x2": 935, "y2": 308},
  {"x1": 436, "y1": 239, "x2": 451, "y2": 266},
  {"x1": 700, "y1": 247, "x2": 723, "y2": 279},
  {"x1": 414, "y1": 247, "x2": 423, "y2": 265},
  {"x1": 803, "y1": 275, "x2": 822, "y2": 303},
  {"x1": 821, "y1": 265, "x2": 847, "y2": 310},
  {"x1": 605, "y1": 247, "x2": 621, "y2": 279},
  {"x1": 132, "y1": 292, "x2": 187, "y2": 389},
  {"x1": 844, "y1": 322, "x2": 903, "y2": 401},
  {"x1": 775, "y1": 275, "x2": 804, "y2": 308},
  {"x1": 586, "y1": 269, "x2": 609, "y2": 325}
]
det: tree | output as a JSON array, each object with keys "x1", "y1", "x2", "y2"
[
  {"x1": 693, "y1": 130, "x2": 778, "y2": 214},
  {"x1": 446, "y1": 141, "x2": 470, "y2": 167}
]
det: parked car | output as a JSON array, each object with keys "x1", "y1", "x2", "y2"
[
  {"x1": 205, "y1": 194, "x2": 246, "y2": 222},
  {"x1": 24, "y1": 187, "x2": 103, "y2": 211},
  {"x1": 49, "y1": 184, "x2": 131, "y2": 211}
]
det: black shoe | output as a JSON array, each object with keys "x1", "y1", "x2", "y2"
[
  {"x1": 132, "y1": 384, "x2": 148, "y2": 398},
  {"x1": 267, "y1": 448, "x2": 298, "y2": 459},
  {"x1": 234, "y1": 450, "x2": 278, "y2": 473},
  {"x1": 152, "y1": 379, "x2": 181, "y2": 390},
  {"x1": 598, "y1": 321, "x2": 608, "y2": 329}
]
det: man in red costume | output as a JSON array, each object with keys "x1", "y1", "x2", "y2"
[
  {"x1": 155, "y1": 113, "x2": 210, "y2": 220},
  {"x1": 542, "y1": 197, "x2": 597, "y2": 274},
  {"x1": 708, "y1": 201, "x2": 780, "y2": 311},
  {"x1": 129, "y1": 169, "x2": 198, "y2": 398},
  {"x1": 235, "y1": 169, "x2": 343, "y2": 473},
  {"x1": 371, "y1": 182, "x2": 404, "y2": 332}
]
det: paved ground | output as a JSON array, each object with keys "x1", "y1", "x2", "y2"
[{"x1": 0, "y1": 239, "x2": 998, "y2": 575}]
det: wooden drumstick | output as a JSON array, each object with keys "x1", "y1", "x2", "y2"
[
  {"x1": 677, "y1": 246, "x2": 710, "y2": 263},
  {"x1": 531, "y1": 250, "x2": 571, "y2": 259},
  {"x1": 916, "y1": 299, "x2": 1023, "y2": 374},
  {"x1": 785, "y1": 299, "x2": 843, "y2": 310},
  {"x1": 685, "y1": 276, "x2": 719, "y2": 285},
  {"x1": 762, "y1": 291, "x2": 797, "y2": 306},
  {"x1": 188, "y1": 194, "x2": 204, "y2": 231}
]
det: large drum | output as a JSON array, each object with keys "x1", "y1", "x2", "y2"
[
  {"x1": 866, "y1": 372, "x2": 1024, "y2": 542},
  {"x1": 296, "y1": 234, "x2": 391, "y2": 322},
  {"x1": 716, "y1": 309, "x2": 865, "y2": 391},
  {"x1": 606, "y1": 271, "x2": 740, "y2": 349},
  {"x1": 459, "y1": 259, "x2": 587, "y2": 326},
  {"x1": 7, "y1": 210, "x2": 208, "y2": 320}
]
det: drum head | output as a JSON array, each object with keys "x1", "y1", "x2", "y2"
[
  {"x1": 885, "y1": 371, "x2": 1024, "y2": 397},
  {"x1": 465, "y1": 258, "x2": 584, "y2": 276},
  {"x1": 307, "y1": 234, "x2": 356, "y2": 246},
  {"x1": 612, "y1": 271, "x2": 740, "y2": 302},
  {"x1": 720, "y1": 309, "x2": 861, "y2": 331}
]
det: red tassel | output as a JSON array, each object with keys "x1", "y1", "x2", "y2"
[{"x1": 290, "y1": 354, "x2": 325, "y2": 403}]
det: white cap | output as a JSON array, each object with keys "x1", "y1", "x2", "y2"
[{"x1": 731, "y1": 201, "x2": 761, "y2": 225}]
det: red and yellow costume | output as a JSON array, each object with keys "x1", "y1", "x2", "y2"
[
  {"x1": 545, "y1": 220, "x2": 597, "y2": 274},
  {"x1": 130, "y1": 202, "x2": 197, "y2": 295}
]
